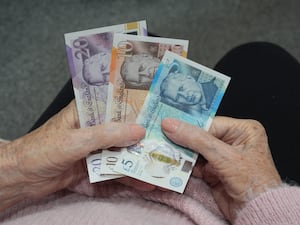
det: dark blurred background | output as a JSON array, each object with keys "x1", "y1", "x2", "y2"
[{"x1": 1, "y1": 0, "x2": 300, "y2": 140}]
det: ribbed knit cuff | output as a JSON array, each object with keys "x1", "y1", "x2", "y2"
[{"x1": 235, "y1": 185, "x2": 300, "y2": 225}]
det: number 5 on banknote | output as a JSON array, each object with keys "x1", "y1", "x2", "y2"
[{"x1": 114, "y1": 51, "x2": 231, "y2": 193}]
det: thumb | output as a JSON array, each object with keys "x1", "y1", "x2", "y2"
[
  {"x1": 51, "y1": 100, "x2": 146, "y2": 162},
  {"x1": 62, "y1": 123, "x2": 146, "y2": 160},
  {"x1": 161, "y1": 118, "x2": 231, "y2": 165}
]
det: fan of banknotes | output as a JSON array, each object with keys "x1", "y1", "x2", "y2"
[{"x1": 64, "y1": 20, "x2": 230, "y2": 193}]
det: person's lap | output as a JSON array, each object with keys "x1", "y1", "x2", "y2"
[{"x1": 30, "y1": 41, "x2": 300, "y2": 184}]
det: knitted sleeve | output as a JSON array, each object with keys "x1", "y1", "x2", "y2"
[{"x1": 235, "y1": 184, "x2": 300, "y2": 225}]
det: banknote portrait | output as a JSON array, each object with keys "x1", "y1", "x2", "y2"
[
  {"x1": 159, "y1": 63, "x2": 218, "y2": 117},
  {"x1": 74, "y1": 32, "x2": 114, "y2": 86},
  {"x1": 120, "y1": 53, "x2": 160, "y2": 90},
  {"x1": 82, "y1": 51, "x2": 111, "y2": 86}
]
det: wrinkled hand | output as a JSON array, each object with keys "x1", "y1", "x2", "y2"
[
  {"x1": 3, "y1": 100, "x2": 154, "y2": 203},
  {"x1": 161, "y1": 116, "x2": 282, "y2": 222}
]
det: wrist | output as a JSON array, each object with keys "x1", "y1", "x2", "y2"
[
  {"x1": 0, "y1": 138, "x2": 30, "y2": 211},
  {"x1": 246, "y1": 172, "x2": 282, "y2": 203},
  {"x1": 227, "y1": 173, "x2": 282, "y2": 222},
  {"x1": 236, "y1": 184, "x2": 300, "y2": 225}
]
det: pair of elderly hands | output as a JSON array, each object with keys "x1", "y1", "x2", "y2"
[{"x1": 0, "y1": 100, "x2": 281, "y2": 222}]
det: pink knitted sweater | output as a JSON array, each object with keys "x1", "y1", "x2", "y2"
[{"x1": 0, "y1": 177, "x2": 299, "y2": 225}]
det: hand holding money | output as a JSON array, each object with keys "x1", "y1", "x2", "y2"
[
  {"x1": 65, "y1": 21, "x2": 230, "y2": 192},
  {"x1": 161, "y1": 117, "x2": 282, "y2": 221},
  {"x1": 0, "y1": 100, "x2": 148, "y2": 212}
]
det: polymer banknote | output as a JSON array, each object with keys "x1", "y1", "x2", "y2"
[
  {"x1": 101, "y1": 34, "x2": 189, "y2": 174},
  {"x1": 113, "y1": 51, "x2": 230, "y2": 192},
  {"x1": 64, "y1": 21, "x2": 147, "y2": 183}
]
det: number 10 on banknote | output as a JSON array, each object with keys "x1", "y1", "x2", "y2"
[{"x1": 114, "y1": 51, "x2": 231, "y2": 193}]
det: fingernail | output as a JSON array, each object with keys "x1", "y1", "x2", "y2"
[{"x1": 162, "y1": 118, "x2": 181, "y2": 133}]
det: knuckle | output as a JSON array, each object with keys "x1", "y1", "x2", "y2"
[{"x1": 246, "y1": 119, "x2": 266, "y2": 133}]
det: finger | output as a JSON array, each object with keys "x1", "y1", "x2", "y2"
[
  {"x1": 60, "y1": 100, "x2": 146, "y2": 150},
  {"x1": 69, "y1": 123, "x2": 146, "y2": 158},
  {"x1": 201, "y1": 163, "x2": 220, "y2": 187},
  {"x1": 208, "y1": 116, "x2": 266, "y2": 145},
  {"x1": 207, "y1": 116, "x2": 240, "y2": 138},
  {"x1": 161, "y1": 118, "x2": 232, "y2": 165},
  {"x1": 191, "y1": 158, "x2": 206, "y2": 178}
]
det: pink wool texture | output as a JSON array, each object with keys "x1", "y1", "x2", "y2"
[
  {"x1": 1, "y1": 177, "x2": 300, "y2": 225},
  {"x1": 235, "y1": 184, "x2": 300, "y2": 225}
]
